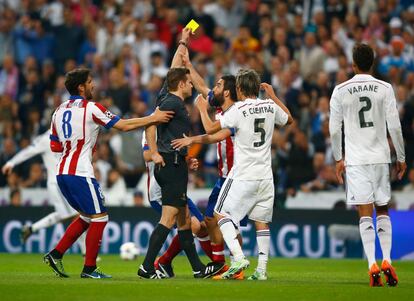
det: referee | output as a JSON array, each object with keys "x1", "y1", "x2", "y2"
[{"x1": 138, "y1": 28, "x2": 224, "y2": 279}]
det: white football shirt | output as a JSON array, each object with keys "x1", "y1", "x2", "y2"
[
  {"x1": 141, "y1": 135, "x2": 162, "y2": 202},
  {"x1": 329, "y1": 74, "x2": 405, "y2": 166},
  {"x1": 50, "y1": 96, "x2": 120, "y2": 178},
  {"x1": 7, "y1": 131, "x2": 59, "y2": 184},
  {"x1": 219, "y1": 98, "x2": 288, "y2": 180}
]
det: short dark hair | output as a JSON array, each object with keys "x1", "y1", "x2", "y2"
[
  {"x1": 166, "y1": 68, "x2": 190, "y2": 92},
  {"x1": 221, "y1": 74, "x2": 237, "y2": 101},
  {"x1": 236, "y1": 69, "x2": 261, "y2": 97},
  {"x1": 352, "y1": 43, "x2": 374, "y2": 72},
  {"x1": 65, "y1": 68, "x2": 91, "y2": 95}
]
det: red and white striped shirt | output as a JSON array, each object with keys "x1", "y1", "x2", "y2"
[
  {"x1": 215, "y1": 109, "x2": 235, "y2": 178},
  {"x1": 50, "y1": 95, "x2": 120, "y2": 178}
]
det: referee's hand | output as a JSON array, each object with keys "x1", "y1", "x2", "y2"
[{"x1": 152, "y1": 152, "x2": 165, "y2": 167}]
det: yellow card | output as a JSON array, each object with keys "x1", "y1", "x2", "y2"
[{"x1": 185, "y1": 19, "x2": 199, "y2": 33}]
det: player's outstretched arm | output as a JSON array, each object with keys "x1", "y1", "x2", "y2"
[
  {"x1": 171, "y1": 129, "x2": 232, "y2": 150},
  {"x1": 2, "y1": 134, "x2": 47, "y2": 174},
  {"x1": 260, "y1": 83, "x2": 293, "y2": 125},
  {"x1": 113, "y1": 108, "x2": 174, "y2": 132},
  {"x1": 182, "y1": 50, "x2": 210, "y2": 98},
  {"x1": 195, "y1": 94, "x2": 222, "y2": 134},
  {"x1": 170, "y1": 28, "x2": 192, "y2": 68}
]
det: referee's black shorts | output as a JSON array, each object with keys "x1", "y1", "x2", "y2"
[{"x1": 154, "y1": 152, "x2": 188, "y2": 207}]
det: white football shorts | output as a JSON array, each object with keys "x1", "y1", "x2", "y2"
[
  {"x1": 345, "y1": 164, "x2": 391, "y2": 206},
  {"x1": 49, "y1": 181, "x2": 77, "y2": 219},
  {"x1": 214, "y1": 178, "x2": 274, "y2": 224}
]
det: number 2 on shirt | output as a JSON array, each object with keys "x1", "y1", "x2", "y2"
[
  {"x1": 62, "y1": 110, "x2": 72, "y2": 138},
  {"x1": 358, "y1": 97, "x2": 374, "y2": 128}
]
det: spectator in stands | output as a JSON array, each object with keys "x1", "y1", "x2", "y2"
[
  {"x1": 105, "y1": 168, "x2": 128, "y2": 206},
  {"x1": 9, "y1": 188, "x2": 21, "y2": 206},
  {"x1": 106, "y1": 67, "x2": 132, "y2": 116},
  {"x1": 133, "y1": 190, "x2": 144, "y2": 207},
  {"x1": 53, "y1": 8, "x2": 84, "y2": 73},
  {"x1": 379, "y1": 36, "x2": 412, "y2": 77},
  {"x1": 20, "y1": 162, "x2": 46, "y2": 188},
  {"x1": 299, "y1": 31, "x2": 325, "y2": 81},
  {"x1": 0, "y1": 54, "x2": 19, "y2": 100},
  {"x1": 0, "y1": 8, "x2": 15, "y2": 64}
]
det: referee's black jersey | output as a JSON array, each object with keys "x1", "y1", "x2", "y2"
[{"x1": 156, "y1": 82, "x2": 191, "y2": 156}]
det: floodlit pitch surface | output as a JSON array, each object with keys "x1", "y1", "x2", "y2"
[{"x1": 0, "y1": 254, "x2": 413, "y2": 301}]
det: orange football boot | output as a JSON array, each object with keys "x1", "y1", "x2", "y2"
[
  {"x1": 212, "y1": 264, "x2": 229, "y2": 280},
  {"x1": 381, "y1": 260, "x2": 398, "y2": 287},
  {"x1": 232, "y1": 270, "x2": 244, "y2": 280},
  {"x1": 369, "y1": 263, "x2": 383, "y2": 287}
]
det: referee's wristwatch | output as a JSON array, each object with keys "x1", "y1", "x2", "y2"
[{"x1": 178, "y1": 40, "x2": 187, "y2": 47}]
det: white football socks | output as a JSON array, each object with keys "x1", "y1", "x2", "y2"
[
  {"x1": 256, "y1": 229, "x2": 270, "y2": 273},
  {"x1": 359, "y1": 216, "x2": 376, "y2": 268},
  {"x1": 218, "y1": 217, "x2": 244, "y2": 262},
  {"x1": 31, "y1": 212, "x2": 61, "y2": 232},
  {"x1": 376, "y1": 215, "x2": 392, "y2": 263}
]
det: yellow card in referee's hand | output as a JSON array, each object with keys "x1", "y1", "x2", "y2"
[{"x1": 185, "y1": 19, "x2": 199, "y2": 33}]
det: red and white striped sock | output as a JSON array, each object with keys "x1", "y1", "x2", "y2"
[
  {"x1": 211, "y1": 243, "x2": 226, "y2": 263},
  {"x1": 197, "y1": 235, "x2": 213, "y2": 261}
]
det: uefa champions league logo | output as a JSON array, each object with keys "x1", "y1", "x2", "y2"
[{"x1": 105, "y1": 111, "x2": 114, "y2": 119}]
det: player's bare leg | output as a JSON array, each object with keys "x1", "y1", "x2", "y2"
[
  {"x1": 375, "y1": 205, "x2": 398, "y2": 286},
  {"x1": 357, "y1": 204, "x2": 383, "y2": 287}
]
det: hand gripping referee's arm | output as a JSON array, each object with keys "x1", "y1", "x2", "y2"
[
  {"x1": 194, "y1": 94, "x2": 222, "y2": 134},
  {"x1": 385, "y1": 86, "x2": 406, "y2": 180},
  {"x1": 328, "y1": 87, "x2": 345, "y2": 184},
  {"x1": 171, "y1": 129, "x2": 233, "y2": 150},
  {"x1": 113, "y1": 107, "x2": 174, "y2": 132}
]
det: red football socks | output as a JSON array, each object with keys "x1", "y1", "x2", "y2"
[
  {"x1": 197, "y1": 235, "x2": 214, "y2": 261},
  {"x1": 158, "y1": 234, "x2": 181, "y2": 264},
  {"x1": 55, "y1": 217, "x2": 89, "y2": 255},
  {"x1": 211, "y1": 243, "x2": 225, "y2": 263},
  {"x1": 84, "y1": 220, "x2": 107, "y2": 267}
]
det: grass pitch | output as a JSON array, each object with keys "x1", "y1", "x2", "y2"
[{"x1": 0, "y1": 254, "x2": 413, "y2": 301}]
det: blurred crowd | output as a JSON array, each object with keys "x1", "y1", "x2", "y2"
[{"x1": 1, "y1": 0, "x2": 414, "y2": 207}]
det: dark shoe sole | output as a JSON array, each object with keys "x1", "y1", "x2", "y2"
[
  {"x1": 383, "y1": 268, "x2": 398, "y2": 287},
  {"x1": 157, "y1": 263, "x2": 175, "y2": 278},
  {"x1": 370, "y1": 271, "x2": 383, "y2": 287},
  {"x1": 43, "y1": 254, "x2": 68, "y2": 278}
]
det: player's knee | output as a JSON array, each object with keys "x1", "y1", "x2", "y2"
[
  {"x1": 375, "y1": 204, "x2": 389, "y2": 216},
  {"x1": 254, "y1": 221, "x2": 269, "y2": 231},
  {"x1": 160, "y1": 215, "x2": 176, "y2": 229}
]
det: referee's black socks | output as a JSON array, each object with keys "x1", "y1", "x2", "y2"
[
  {"x1": 142, "y1": 223, "x2": 170, "y2": 271},
  {"x1": 178, "y1": 229, "x2": 205, "y2": 273}
]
